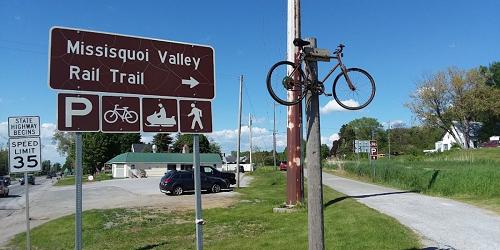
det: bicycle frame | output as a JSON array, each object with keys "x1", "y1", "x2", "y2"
[
  {"x1": 112, "y1": 105, "x2": 131, "y2": 120},
  {"x1": 297, "y1": 48, "x2": 356, "y2": 92}
]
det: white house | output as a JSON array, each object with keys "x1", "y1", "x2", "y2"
[{"x1": 426, "y1": 122, "x2": 482, "y2": 152}]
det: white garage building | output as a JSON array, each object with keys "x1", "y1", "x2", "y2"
[{"x1": 106, "y1": 152, "x2": 223, "y2": 178}]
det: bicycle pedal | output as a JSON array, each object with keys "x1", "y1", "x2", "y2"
[{"x1": 324, "y1": 93, "x2": 333, "y2": 97}]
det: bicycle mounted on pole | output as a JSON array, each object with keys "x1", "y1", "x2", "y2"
[{"x1": 266, "y1": 38, "x2": 376, "y2": 110}]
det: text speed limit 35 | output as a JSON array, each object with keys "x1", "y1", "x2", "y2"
[{"x1": 9, "y1": 137, "x2": 41, "y2": 173}]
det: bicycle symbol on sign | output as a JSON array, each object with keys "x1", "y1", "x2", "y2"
[{"x1": 104, "y1": 104, "x2": 139, "y2": 124}]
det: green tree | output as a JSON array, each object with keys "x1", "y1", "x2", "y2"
[
  {"x1": 52, "y1": 162, "x2": 62, "y2": 173},
  {"x1": 407, "y1": 67, "x2": 493, "y2": 148},
  {"x1": 41, "y1": 160, "x2": 51, "y2": 175},
  {"x1": 338, "y1": 117, "x2": 383, "y2": 157},
  {"x1": 208, "y1": 140, "x2": 222, "y2": 154},
  {"x1": 480, "y1": 61, "x2": 500, "y2": 88},
  {"x1": 172, "y1": 134, "x2": 211, "y2": 153},
  {"x1": 0, "y1": 149, "x2": 8, "y2": 176},
  {"x1": 320, "y1": 144, "x2": 330, "y2": 159},
  {"x1": 477, "y1": 62, "x2": 500, "y2": 141},
  {"x1": 53, "y1": 132, "x2": 141, "y2": 174},
  {"x1": 152, "y1": 133, "x2": 173, "y2": 152}
]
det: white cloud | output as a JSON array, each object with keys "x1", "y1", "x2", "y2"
[
  {"x1": 209, "y1": 126, "x2": 286, "y2": 154},
  {"x1": 321, "y1": 133, "x2": 339, "y2": 145},
  {"x1": 141, "y1": 133, "x2": 154, "y2": 144},
  {"x1": 320, "y1": 99, "x2": 359, "y2": 114},
  {"x1": 382, "y1": 120, "x2": 406, "y2": 128}
]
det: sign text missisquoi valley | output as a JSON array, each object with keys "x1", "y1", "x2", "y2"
[{"x1": 67, "y1": 40, "x2": 201, "y2": 85}]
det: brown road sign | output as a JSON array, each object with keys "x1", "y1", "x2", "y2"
[
  {"x1": 142, "y1": 98, "x2": 178, "y2": 133},
  {"x1": 101, "y1": 96, "x2": 140, "y2": 132},
  {"x1": 49, "y1": 27, "x2": 215, "y2": 99},
  {"x1": 57, "y1": 93, "x2": 100, "y2": 132},
  {"x1": 179, "y1": 100, "x2": 212, "y2": 133}
]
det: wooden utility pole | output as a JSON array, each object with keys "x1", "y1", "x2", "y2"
[
  {"x1": 273, "y1": 103, "x2": 277, "y2": 169},
  {"x1": 305, "y1": 37, "x2": 325, "y2": 250},
  {"x1": 236, "y1": 75, "x2": 243, "y2": 188},
  {"x1": 286, "y1": 0, "x2": 304, "y2": 206},
  {"x1": 249, "y1": 113, "x2": 253, "y2": 169}
]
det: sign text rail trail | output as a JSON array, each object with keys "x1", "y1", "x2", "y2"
[{"x1": 49, "y1": 27, "x2": 215, "y2": 99}]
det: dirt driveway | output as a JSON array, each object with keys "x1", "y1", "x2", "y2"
[{"x1": 0, "y1": 174, "x2": 252, "y2": 246}]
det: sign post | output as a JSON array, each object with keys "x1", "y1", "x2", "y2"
[
  {"x1": 75, "y1": 133, "x2": 83, "y2": 250},
  {"x1": 8, "y1": 116, "x2": 41, "y2": 250},
  {"x1": 193, "y1": 135, "x2": 203, "y2": 250},
  {"x1": 24, "y1": 172, "x2": 30, "y2": 250},
  {"x1": 370, "y1": 140, "x2": 378, "y2": 177}
]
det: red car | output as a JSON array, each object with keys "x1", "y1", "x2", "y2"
[
  {"x1": 480, "y1": 140, "x2": 500, "y2": 148},
  {"x1": 279, "y1": 161, "x2": 288, "y2": 171}
]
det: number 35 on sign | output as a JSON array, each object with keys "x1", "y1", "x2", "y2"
[{"x1": 9, "y1": 137, "x2": 41, "y2": 173}]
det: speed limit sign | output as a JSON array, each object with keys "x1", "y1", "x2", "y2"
[{"x1": 9, "y1": 137, "x2": 41, "y2": 173}]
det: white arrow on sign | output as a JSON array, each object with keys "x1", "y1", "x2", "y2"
[{"x1": 182, "y1": 77, "x2": 199, "y2": 88}]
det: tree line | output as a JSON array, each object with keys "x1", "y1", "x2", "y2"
[
  {"x1": 407, "y1": 62, "x2": 500, "y2": 148},
  {"x1": 52, "y1": 132, "x2": 221, "y2": 175},
  {"x1": 331, "y1": 61, "x2": 500, "y2": 157}
]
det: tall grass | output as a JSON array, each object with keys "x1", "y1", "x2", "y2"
[{"x1": 326, "y1": 148, "x2": 500, "y2": 199}]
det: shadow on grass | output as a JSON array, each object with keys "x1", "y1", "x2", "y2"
[
  {"x1": 324, "y1": 190, "x2": 420, "y2": 208},
  {"x1": 135, "y1": 241, "x2": 168, "y2": 250},
  {"x1": 427, "y1": 170, "x2": 440, "y2": 190}
]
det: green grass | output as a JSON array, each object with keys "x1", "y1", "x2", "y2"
[
  {"x1": 326, "y1": 148, "x2": 500, "y2": 213},
  {"x1": 54, "y1": 173, "x2": 113, "y2": 186},
  {"x1": 9, "y1": 167, "x2": 421, "y2": 249}
]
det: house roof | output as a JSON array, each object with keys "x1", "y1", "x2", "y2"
[{"x1": 106, "y1": 152, "x2": 222, "y2": 164}]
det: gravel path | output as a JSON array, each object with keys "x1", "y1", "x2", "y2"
[{"x1": 321, "y1": 171, "x2": 500, "y2": 250}]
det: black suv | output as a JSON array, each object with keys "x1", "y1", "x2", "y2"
[
  {"x1": 200, "y1": 166, "x2": 236, "y2": 185},
  {"x1": 159, "y1": 170, "x2": 229, "y2": 196}
]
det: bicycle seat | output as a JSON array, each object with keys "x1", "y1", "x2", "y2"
[{"x1": 293, "y1": 38, "x2": 310, "y2": 47}]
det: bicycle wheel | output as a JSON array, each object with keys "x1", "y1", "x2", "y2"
[
  {"x1": 125, "y1": 111, "x2": 139, "y2": 123},
  {"x1": 332, "y1": 68, "x2": 375, "y2": 110},
  {"x1": 266, "y1": 61, "x2": 307, "y2": 106},
  {"x1": 104, "y1": 111, "x2": 118, "y2": 123}
]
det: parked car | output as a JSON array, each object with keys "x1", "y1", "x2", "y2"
[
  {"x1": 279, "y1": 161, "x2": 288, "y2": 171},
  {"x1": 200, "y1": 166, "x2": 236, "y2": 185},
  {"x1": 0, "y1": 181, "x2": 9, "y2": 197},
  {"x1": 0, "y1": 176, "x2": 11, "y2": 186},
  {"x1": 47, "y1": 172, "x2": 57, "y2": 178},
  {"x1": 159, "y1": 170, "x2": 229, "y2": 196},
  {"x1": 20, "y1": 175, "x2": 35, "y2": 185},
  {"x1": 480, "y1": 140, "x2": 500, "y2": 148}
]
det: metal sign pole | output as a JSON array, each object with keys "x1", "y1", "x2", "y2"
[
  {"x1": 193, "y1": 134, "x2": 203, "y2": 250},
  {"x1": 25, "y1": 172, "x2": 30, "y2": 250},
  {"x1": 75, "y1": 132, "x2": 83, "y2": 250}
]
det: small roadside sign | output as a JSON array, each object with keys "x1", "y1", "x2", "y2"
[
  {"x1": 370, "y1": 140, "x2": 378, "y2": 161},
  {"x1": 9, "y1": 137, "x2": 41, "y2": 173},
  {"x1": 57, "y1": 93, "x2": 100, "y2": 132},
  {"x1": 8, "y1": 116, "x2": 40, "y2": 138},
  {"x1": 101, "y1": 96, "x2": 141, "y2": 132},
  {"x1": 179, "y1": 100, "x2": 212, "y2": 133},
  {"x1": 142, "y1": 98, "x2": 178, "y2": 133}
]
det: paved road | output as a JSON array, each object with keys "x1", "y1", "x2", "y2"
[
  {"x1": 0, "y1": 174, "x2": 251, "y2": 246},
  {"x1": 321, "y1": 171, "x2": 500, "y2": 250},
  {"x1": 0, "y1": 177, "x2": 51, "y2": 219}
]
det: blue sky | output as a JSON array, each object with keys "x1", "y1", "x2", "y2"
[{"x1": 1, "y1": 0, "x2": 499, "y2": 163}]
